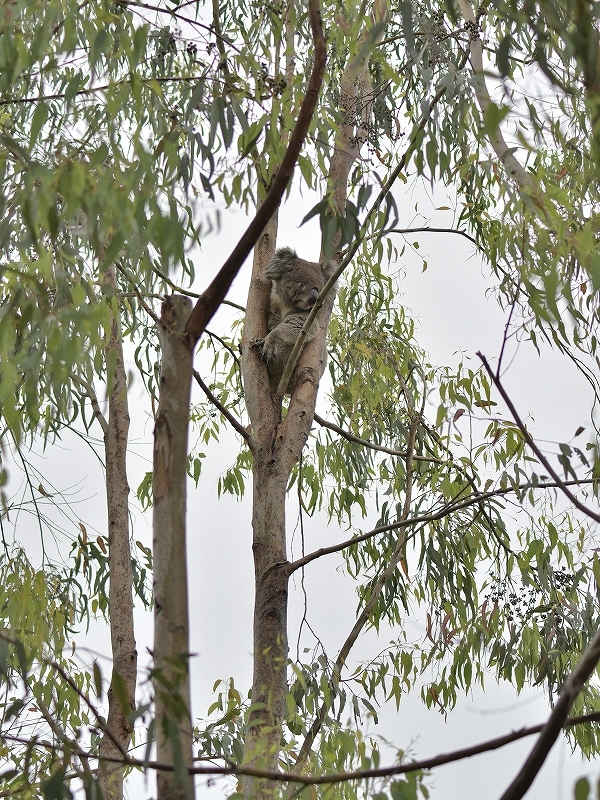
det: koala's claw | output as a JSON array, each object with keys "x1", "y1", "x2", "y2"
[
  {"x1": 252, "y1": 337, "x2": 276, "y2": 365},
  {"x1": 260, "y1": 341, "x2": 278, "y2": 365}
]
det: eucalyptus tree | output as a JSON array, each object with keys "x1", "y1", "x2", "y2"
[{"x1": 1, "y1": 1, "x2": 600, "y2": 800}]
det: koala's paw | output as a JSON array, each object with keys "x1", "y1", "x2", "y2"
[
  {"x1": 259, "y1": 334, "x2": 279, "y2": 366},
  {"x1": 251, "y1": 335, "x2": 277, "y2": 365}
]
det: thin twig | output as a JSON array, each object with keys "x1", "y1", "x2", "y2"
[
  {"x1": 384, "y1": 226, "x2": 480, "y2": 248},
  {"x1": 313, "y1": 412, "x2": 441, "y2": 463},
  {"x1": 151, "y1": 266, "x2": 245, "y2": 311},
  {"x1": 115, "y1": 0, "x2": 242, "y2": 51},
  {"x1": 114, "y1": 263, "x2": 161, "y2": 325},
  {"x1": 192, "y1": 371, "x2": 249, "y2": 440},
  {"x1": 0, "y1": 74, "x2": 210, "y2": 107},
  {"x1": 479, "y1": 352, "x2": 600, "y2": 524},
  {"x1": 496, "y1": 287, "x2": 520, "y2": 377}
]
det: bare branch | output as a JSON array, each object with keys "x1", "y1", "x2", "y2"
[
  {"x1": 499, "y1": 631, "x2": 600, "y2": 800},
  {"x1": 479, "y1": 352, "x2": 600, "y2": 524},
  {"x1": 184, "y1": 0, "x2": 326, "y2": 345},
  {"x1": 192, "y1": 370, "x2": 249, "y2": 440},
  {"x1": 384, "y1": 227, "x2": 480, "y2": 248}
]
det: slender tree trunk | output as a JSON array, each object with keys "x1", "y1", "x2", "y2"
[
  {"x1": 152, "y1": 295, "x2": 196, "y2": 800},
  {"x1": 242, "y1": 465, "x2": 289, "y2": 799},
  {"x1": 240, "y1": 203, "x2": 336, "y2": 800},
  {"x1": 241, "y1": 215, "x2": 283, "y2": 799},
  {"x1": 238, "y1": 10, "x2": 386, "y2": 795},
  {"x1": 98, "y1": 266, "x2": 138, "y2": 800}
]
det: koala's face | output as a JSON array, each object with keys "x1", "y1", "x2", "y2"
[
  {"x1": 278, "y1": 262, "x2": 324, "y2": 311},
  {"x1": 266, "y1": 248, "x2": 331, "y2": 319}
]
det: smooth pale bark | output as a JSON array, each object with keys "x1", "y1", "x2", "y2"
[
  {"x1": 153, "y1": 295, "x2": 196, "y2": 800},
  {"x1": 238, "y1": 8, "x2": 384, "y2": 797},
  {"x1": 240, "y1": 216, "x2": 285, "y2": 799},
  {"x1": 98, "y1": 267, "x2": 138, "y2": 800},
  {"x1": 456, "y1": 0, "x2": 544, "y2": 203},
  {"x1": 240, "y1": 218, "x2": 337, "y2": 800}
]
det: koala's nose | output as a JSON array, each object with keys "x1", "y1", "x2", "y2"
[{"x1": 307, "y1": 288, "x2": 319, "y2": 304}]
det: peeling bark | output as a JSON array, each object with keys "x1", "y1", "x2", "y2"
[
  {"x1": 98, "y1": 266, "x2": 138, "y2": 800},
  {"x1": 153, "y1": 295, "x2": 196, "y2": 800}
]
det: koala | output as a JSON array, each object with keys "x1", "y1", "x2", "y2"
[{"x1": 256, "y1": 247, "x2": 335, "y2": 393}]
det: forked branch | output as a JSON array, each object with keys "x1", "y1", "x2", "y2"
[{"x1": 185, "y1": 0, "x2": 326, "y2": 345}]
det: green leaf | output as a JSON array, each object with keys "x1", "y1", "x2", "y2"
[
  {"x1": 93, "y1": 661, "x2": 103, "y2": 699},
  {"x1": 41, "y1": 767, "x2": 69, "y2": 800},
  {"x1": 574, "y1": 776, "x2": 590, "y2": 800},
  {"x1": 391, "y1": 779, "x2": 418, "y2": 800},
  {"x1": 29, "y1": 102, "x2": 49, "y2": 148},
  {"x1": 483, "y1": 102, "x2": 510, "y2": 136}
]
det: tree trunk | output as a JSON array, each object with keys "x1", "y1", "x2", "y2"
[
  {"x1": 240, "y1": 199, "x2": 336, "y2": 798},
  {"x1": 152, "y1": 295, "x2": 196, "y2": 800},
  {"x1": 98, "y1": 266, "x2": 138, "y2": 800},
  {"x1": 238, "y1": 11, "x2": 385, "y2": 795}
]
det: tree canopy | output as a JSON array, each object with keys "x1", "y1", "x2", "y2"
[{"x1": 1, "y1": 0, "x2": 600, "y2": 799}]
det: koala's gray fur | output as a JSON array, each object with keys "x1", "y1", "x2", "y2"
[{"x1": 257, "y1": 247, "x2": 335, "y2": 393}]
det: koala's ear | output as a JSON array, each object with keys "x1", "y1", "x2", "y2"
[{"x1": 265, "y1": 247, "x2": 298, "y2": 280}]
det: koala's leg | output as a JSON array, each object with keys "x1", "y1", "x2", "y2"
[
  {"x1": 259, "y1": 313, "x2": 318, "y2": 392},
  {"x1": 260, "y1": 313, "x2": 316, "y2": 364}
]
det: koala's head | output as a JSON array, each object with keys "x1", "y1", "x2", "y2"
[{"x1": 265, "y1": 247, "x2": 329, "y2": 311}]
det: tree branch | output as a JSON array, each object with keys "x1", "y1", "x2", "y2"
[
  {"x1": 287, "y1": 478, "x2": 595, "y2": 573},
  {"x1": 184, "y1": 0, "x2": 326, "y2": 345},
  {"x1": 385, "y1": 226, "x2": 480, "y2": 247},
  {"x1": 114, "y1": 262, "x2": 161, "y2": 325},
  {"x1": 455, "y1": 0, "x2": 544, "y2": 205},
  {"x1": 498, "y1": 631, "x2": 600, "y2": 800},
  {"x1": 313, "y1": 412, "x2": 441, "y2": 462},
  {"x1": 275, "y1": 49, "x2": 472, "y2": 398},
  {"x1": 0, "y1": 74, "x2": 210, "y2": 107},
  {"x1": 7, "y1": 687, "x2": 600, "y2": 787},
  {"x1": 152, "y1": 266, "x2": 245, "y2": 311},
  {"x1": 192, "y1": 370, "x2": 249, "y2": 440},
  {"x1": 479, "y1": 352, "x2": 600, "y2": 524},
  {"x1": 115, "y1": 0, "x2": 241, "y2": 51}
]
